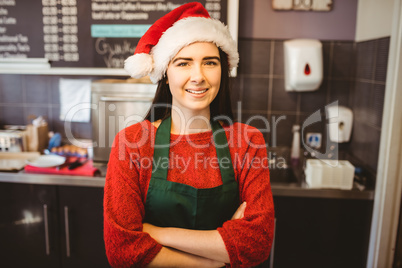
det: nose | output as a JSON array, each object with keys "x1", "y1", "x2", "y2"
[{"x1": 190, "y1": 64, "x2": 205, "y2": 84}]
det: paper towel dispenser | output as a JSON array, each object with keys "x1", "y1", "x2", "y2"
[
  {"x1": 284, "y1": 39, "x2": 323, "y2": 92},
  {"x1": 327, "y1": 105, "x2": 353, "y2": 143}
]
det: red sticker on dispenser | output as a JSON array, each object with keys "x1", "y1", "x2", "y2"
[{"x1": 304, "y1": 63, "x2": 311, "y2": 75}]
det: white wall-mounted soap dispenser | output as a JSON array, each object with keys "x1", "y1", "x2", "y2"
[
  {"x1": 327, "y1": 105, "x2": 353, "y2": 143},
  {"x1": 284, "y1": 39, "x2": 323, "y2": 92}
]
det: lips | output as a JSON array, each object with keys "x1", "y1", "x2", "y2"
[{"x1": 185, "y1": 88, "x2": 209, "y2": 94}]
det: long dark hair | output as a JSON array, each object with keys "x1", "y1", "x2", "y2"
[{"x1": 145, "y1": 47, "x2": 234, "y2": 124}]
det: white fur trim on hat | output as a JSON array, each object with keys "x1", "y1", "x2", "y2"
[
  {"x1": 149, "y1": 17, "x2": 239, "y2": 83},
  {"x1": 124, "y1": 53, "x2": 154, "y2": 79}
]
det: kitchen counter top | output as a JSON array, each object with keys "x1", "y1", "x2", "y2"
[
  {"x1": 0, "y1": 170, "x2": 106, "y2": 188},
  {"x1": 271, "y1": 181, "x2": 374, "y2": 200},
  {"x1": 0, "y1": 164, "x2": 375, "y2": 200}
]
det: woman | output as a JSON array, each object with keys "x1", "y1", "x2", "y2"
[{"x1": 104, "y1": 2, "x2": 274, "y2": 267}]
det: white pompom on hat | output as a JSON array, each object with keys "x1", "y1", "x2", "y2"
[{"x1": 124, "y1": 2, "x2": 239, "y2": 84}]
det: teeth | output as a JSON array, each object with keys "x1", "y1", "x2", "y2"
[{"x1": 186, "y1": 89, "x2": 208, "y2": 94}]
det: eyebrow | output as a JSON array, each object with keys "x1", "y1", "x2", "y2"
[{"x1": 172, "y1": 56, "x2": 221, "y2": 64}]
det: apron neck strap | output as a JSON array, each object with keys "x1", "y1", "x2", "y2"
[
  {"x1": 210, "y1": 119, "x2": 236, "y2": 183},
  {"x1": 152, "y1": 117, "x2": 235, "y2": 183}
]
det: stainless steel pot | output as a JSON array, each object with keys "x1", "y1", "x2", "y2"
[{"x1": 91, "y1": 79, "x2": 157, "y2": 163}]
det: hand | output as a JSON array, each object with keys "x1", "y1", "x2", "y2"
[{"x1": 231, "y1": 202, "x2": 247, "y2": 220}]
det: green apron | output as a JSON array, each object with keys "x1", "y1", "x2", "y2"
[{"x1": 144, "y1": 117, "x2": 240, "y2": 230}]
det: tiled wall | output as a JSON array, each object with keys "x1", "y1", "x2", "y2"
[
  {"x1": 233, "y1": 37, "x2": 388, "y2": 173},
  {"x1": 0, "y1": 75, "x2": 102, "y2": 140},
  {"x1": 233, "y1": 38, "x2": 355, "y2": 150},
  {"x1": 0, "y1": 37, "x2": 389, "y2": 172},
  {"x1": 350, "y1": 37, "x2": 389, "y2": 172}
]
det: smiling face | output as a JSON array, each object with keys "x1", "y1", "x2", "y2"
[{"x1": 166, "y1": 42, "x2": 222, "y2": 118}]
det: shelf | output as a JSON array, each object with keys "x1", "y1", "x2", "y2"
[{"x1": 0, "y1": 67, "x2": 130, "y2": 76}]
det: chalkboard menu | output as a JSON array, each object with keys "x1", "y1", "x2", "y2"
[{"x1": 0, "y1": 0, "x2": 235, "y2": 71}]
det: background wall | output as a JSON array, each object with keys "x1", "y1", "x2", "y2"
[
  {"x1": 350, "y1": 37, "x2": 389, "y2": 172},
  {"x1": 0, "y1": 1, "x2": 391, "y2": 175},
  {"x1": 355, "y1": 0, "x2": 394, "y2": 41},
  {"x1": 239, "y1": 0, "x2": 358, "y2": 40},
  {"x1": 232, "y1": 0, "x2": 389, "y2": 175},
  {"x1": 233, "y1": 38, "x2": 355, "y2": 150}
]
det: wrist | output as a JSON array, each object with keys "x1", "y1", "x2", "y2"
[
  {"x1": 158, "y1": 227, "x2": 173, "y2": 247},
  {"x1": 152, "y1": 225, "x2": 165, "y2": 244}
]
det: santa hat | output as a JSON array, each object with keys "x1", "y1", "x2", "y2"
[{"x1": 124, "y1": 2, "x2": 239, "y2": 83}]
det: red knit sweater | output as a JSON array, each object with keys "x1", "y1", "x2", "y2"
[{"x1": 104, "y1": 120, "x2": 275, "y2": 268}]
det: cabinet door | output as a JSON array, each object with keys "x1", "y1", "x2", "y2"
[
  {"x1": 272, "y1": 196, "x2": 373, "y2": 268},
  {"x1": 0, "y1": 182, "x2": 60, "y2": 268},
  {"x1": 58, "y1": 186, "x2": 110, "y2": 268}
]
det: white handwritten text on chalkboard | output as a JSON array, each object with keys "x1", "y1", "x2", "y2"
[{"x1": 95, "y1": 38, "x2": 135, "y2": 68}]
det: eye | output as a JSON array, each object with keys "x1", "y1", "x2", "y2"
[
  {"x1": 205, "y1": 60, "x2": 219, "y2": 66},
  {"x1": 176, "y1": 61, "x2": 189, "y2": 67}
]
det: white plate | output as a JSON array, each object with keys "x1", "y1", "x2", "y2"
[{"x1": 26, "y1": 155, "x2": 66, "y2": 168}]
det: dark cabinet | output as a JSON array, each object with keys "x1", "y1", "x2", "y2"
[
  {"x1": 0, "y1": 181, "x2": 374, "y2": 268},
  {"x1": 0, "y1": 182, "x2": 109, "y2": 268},
  {"x1": 271, "y1": 196, "x2": 373, "y2": 268},
  {"x1": 0, "y1": 183, "x2": 60, "y2": 267},
  {"x1": 58, "y1": 186, "x2": 109, "y2": 268}
]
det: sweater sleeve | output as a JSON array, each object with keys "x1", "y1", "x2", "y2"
[
  {"x1": 217, "y1": 127, "x2": 275, "y2": 268},
  {"x1": 104, "y1": 128, "x2": 162, "y2": 268}
]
